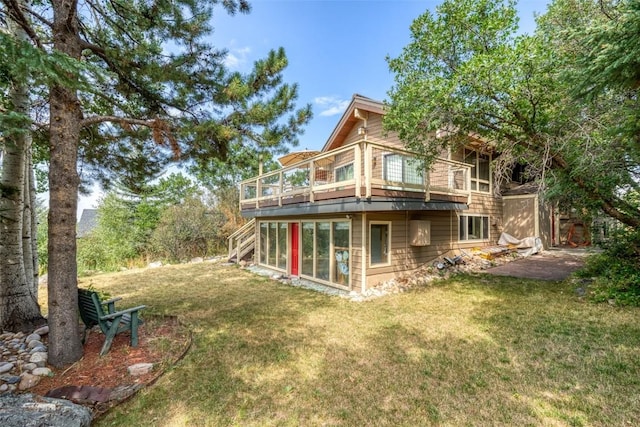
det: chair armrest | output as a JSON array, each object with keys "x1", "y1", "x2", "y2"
[
  {"x1": 99, "y1": 305, "x2": 147, "y2": 321},
  {"x1": 102, "y1": 297, "x2": 123, "y2": 314}
]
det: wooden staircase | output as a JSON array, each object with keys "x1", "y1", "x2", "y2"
[{"x1": 228, "y1": 219, "x2": 256, "y2": 263}]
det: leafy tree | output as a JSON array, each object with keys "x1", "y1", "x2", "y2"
[
  {"x1": 150, "y1": 195, "x2": 219, "y2": 261},
  {"x1": 385, "y1": 0, "x2": 640, "y2": 232},
  {"x1": 1, "y1": 0, "x2": 311, "y2": 366},
  {"x1": 82, "y1": 172, "x2": 200, "y2": 272}
]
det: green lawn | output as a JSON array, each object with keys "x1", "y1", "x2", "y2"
[{"x1": 81, "y1": 262, "x2": 640, "y2": 426}]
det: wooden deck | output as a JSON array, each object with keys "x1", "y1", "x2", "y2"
[{"x1": 240, "y1": 140, "x2": 472, "y2": 212}]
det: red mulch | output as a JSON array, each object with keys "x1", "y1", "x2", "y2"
[{"x1": 28, "y1": 316, "x2": 190, "y2": 416}]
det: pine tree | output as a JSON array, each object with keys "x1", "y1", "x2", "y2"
[{"x1": 1, "y1": 0, "x2": 311, "y2": 366}]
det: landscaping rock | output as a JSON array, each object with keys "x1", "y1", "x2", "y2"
[
  {"x1": 30, "y1": 345, "x2": 46, "y2": 354},
  {"x1": 0, "y1": 374, "x2": 21, "y2": 384},
  {"x1": 18, "y1": 373, "x2": 41, "y2": 390},
  {"x1": 29, "y1": 352, "x2": 47, "y2": 367},
  {"x1": 0, "y1": 326, "x2": 50, "y2": 388},
  {"x1": 0, "y1": 393, "x2": 92, "y2": 427},
  {"x1": 22, "y1": 363, "x2": 38, "y2": 371},
  {"x1": 148, "y1": 261, "x2": 163, "y2": 268},
  {"x1": 34, "y1": 325, "x2": 49, "y2": 336},
  {"x1": 25, "y1": 333, "x2": 41, "y2": 344},
  {"x1": 32, "y1": 367, "x2": 53, "y2": 377},
  {"x1": 127, "y1": 362, "x2": 154, "y2": 376},
  {"x1": 27, "y1": 339, "x2": 43, "y2": 349}
]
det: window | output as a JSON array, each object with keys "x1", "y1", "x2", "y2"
[
  {"x1": 268, "y1": 222, "x2": 277, "y2": 265},
  {"x1": 315, "y1": 222, "x2": 331, "y2": 281},
  {"x1": 259, "y1": 221, "x2": 288, "y2": 270},
  {"x1": 301, "y1": 222, "x2": 315, "y2": 277},
  {"x1": 383, "y1": 154, "x2": 423, "y2": 185},
  {"x1": 459, "y1": 215, "x2": 489, "y2": 241},
  {"x1": 262, "y1": 220, "x2": 350, "y2": 287},
  {"x1": 259, "y1": 223, "x2": 268, "y2": 264},
  {"x1": 333, "y1": 222, "x2": 350, "y2": 285},
  {"x1": 277, "y1": 222, "x2": 287, "y2": 270},
  {"x1": 463, "y1": 149, "x2": 491, "y2": 192},
  {"x1": 370, "y1": 222, "x2": 391, "y2": 266},
  {"x1": 335, "y1": 163, "x2": 354, "y2": 182}
]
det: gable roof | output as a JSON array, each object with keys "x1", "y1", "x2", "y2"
[
  {"x1": 77, "y1": 209, "x2": 98, "y2": 238},
  {"x1": 321, "y1": 94, "x2": 385, "y2": 152},
  {"x1": 319, "y1": 94, "x2": 496, "y2": 154}
]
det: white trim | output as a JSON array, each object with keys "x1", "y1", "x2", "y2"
[
  {"x1": 458, "y1": 214, "x2": 490, "y2": 242},
  {"x1": 295, "y1": 219, "x2": 352, "y2": 289},
  {"x1": 503, "y1": 193, "x2": 538, "y2": 200},
  {"x1": 334, "y1": 162, "x2": 354, "y2": 182},
  {"x1": 361, "y1": 213, "x2": 367, "y2": 293},
  {"x1": 463, "y1": 148, "x2": 492, "y2": 194}
]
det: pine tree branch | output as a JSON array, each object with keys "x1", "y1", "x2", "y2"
[{"x1": 81, "y1": 115, "x2": 157, "y2": 128}]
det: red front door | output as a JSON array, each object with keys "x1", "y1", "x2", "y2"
[{"x1": 290, "y1": 223, "x2": 299, "y2": 276}]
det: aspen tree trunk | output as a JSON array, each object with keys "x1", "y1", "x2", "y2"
[
  {"x1": 23, "y1": 150, "x2": 39, "y2": 299},
  {"x1": 0, "y1": 2, "x2": 45, "y2": 332}
]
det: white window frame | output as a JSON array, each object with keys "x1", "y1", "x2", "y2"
[
  {"x1": 334, "y1": 163, "x2": 354, "y2": 182},
  {"x1": 299, "y1": 219, "x2": 351, "y2": 289},
  {"x1": 458, "y1": 214, "x2": 490, "y2": 242},
  {"x1": 382, "y1": 154, "x2": 423, "y2": 186},
  {"x1": 369, "y1": 221, "x2": 392, "y2": 267},
  {"x1": 463, "y1": 148, "x2": 491, "y2": 194},
  {"x1": 258, "y1": 220, "x2": 289, "y2": 272}
]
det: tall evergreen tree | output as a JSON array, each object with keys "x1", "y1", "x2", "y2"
[{"x1": 1, "y1": 0, "x2": 311, "y2": 366}]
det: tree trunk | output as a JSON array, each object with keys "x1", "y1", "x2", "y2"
[
  {"x1": 47, "y1": 0, "x2": 83, "y2": 367},
  {"x1": 0, "y1": 6, "x2": 45, "y2": 332},
  {"x1": 26, "y1": 153, "x2": 39, "y2": 290}
]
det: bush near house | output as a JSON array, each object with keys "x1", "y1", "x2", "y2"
[{"x1": 577, "y1": 228, "x2": 640, "y2": 306}]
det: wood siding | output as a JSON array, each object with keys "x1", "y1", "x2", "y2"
[
  {"x1": 363, "y1": 211, "x2": 459, "y2": 289},
  {"x1": 503, "y1": 195, "x2": 537, "y2": 239},
  {"x1": 341, "y1": 113, "x2": 405, "y2": 149},
  {"x1": 465, "y1": 192, "x2": 503, "y2": 245}
]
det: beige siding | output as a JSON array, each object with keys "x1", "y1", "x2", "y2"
[
  {"x1": 350, "y1": 214, "x2": 364, "y2": 292},
  {"x1": 503, "y1": 196, "x2": 537, "y2": 239},
  {"x1": 342, "y1": 113, "x2": 406, "y2": 150},
  {"x1": 333, "y1": 149, "x2": 355, "y2": 171},
  {"x1": 466, "y1": 192, "x2": 503, "y2": 244},
  {"x1": 363, "y1": 211, "x2": 459, "y2": 289}
]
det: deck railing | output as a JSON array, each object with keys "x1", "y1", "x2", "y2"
[
  {"x1": 227, "y1": 218, "x2": 256, "y2": 261},
  {"x1": 239, "y1": 140, "x2": 471, "y2": 209}
]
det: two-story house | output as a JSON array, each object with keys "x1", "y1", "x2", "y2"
[{"x1": 229, "y1": 94, "x2": 555, "y2": 293}]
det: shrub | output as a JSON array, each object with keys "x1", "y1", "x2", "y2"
[
  {"x1": 150, "y1": 196, "x2": 220, "y2": 262},
  {"x1": 577, "y1": 228, "x2": 640, "y2": 306}
]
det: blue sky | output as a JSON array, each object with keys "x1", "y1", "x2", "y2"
[
  {"x1": 211, "y1": 0, "x2": 550, "y2": 152},
  {"x1": 77, "y1": 0, "x2": 549, "y2": 213}
]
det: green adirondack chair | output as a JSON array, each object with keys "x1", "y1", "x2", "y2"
[{"x1": 77, "y1": 288, "x2": 146, "y2": 356}]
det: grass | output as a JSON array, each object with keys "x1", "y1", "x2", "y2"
[{"x1": 61, "y1": 262, "x2": 640, "y2": 426}]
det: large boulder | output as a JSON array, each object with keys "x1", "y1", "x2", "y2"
[{"x1": 0, "y1": 393, "x2": 92, "y2": 427}]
